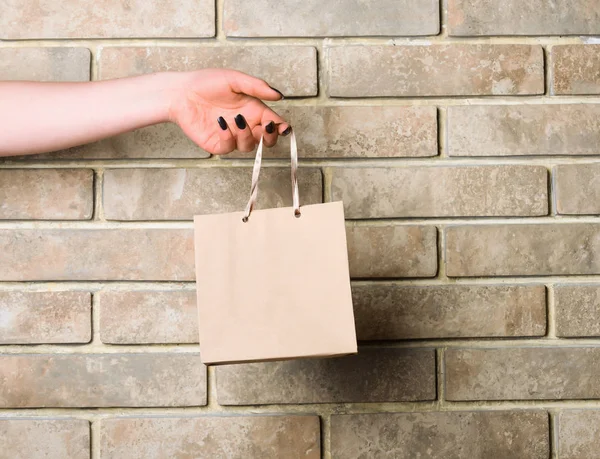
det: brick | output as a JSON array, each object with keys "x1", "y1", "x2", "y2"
[
  {"x1": 0, "y1": 169, "x2": 93, "y2": 220},
  {"x1": 99, "y1": 46, "x2": 317, "y2": 97},
  {"x1": 0, "y1": 229, "x2": 194, "y2": 281},
  {"x1": 552, "y1": 45, "x2": 600, "y2": 95},
  {"x1": 331, "y1": 166, "x2": 548, "y2": 218},
  {"x1": 448, "y1": 0, "x2": 600, "y2": 36},
  {"x1": 224, "y1": 0, "x2": 439, "y2": 37},
  {"x1": 328, "y1": 45, "x2": 544, "y2": 97},
  {"x1": 448, "y1": 104, "x2": 600, "y2": 157},
  {"x1": 0, "y1": 354, "x2": 206, "y2": 407},
  {"x1": 446, "y1": 348, "x2": 600, "y2": 400},
  {"x1": 0, "y1": 419, "x2": 90, "y2": 459},
  {"x1": 346, "y1": 225, "x2": 437, "y2": 278},
  {"x1": 99, "y1": 290, "x2": 198, "y2": 344},
  {"x1": 217, "y1": 348, "x2": 435, "y2": 404},
  {"x1": 229, "y1": 106, "x2": 438, "y2": 159},
  {"x1": 0, "y1": 292, "x2": 91, "y2": 344},
  {"x1": 103, "y1": 168, "x2": 323, "y2": 220},
  {"x1": 558, "y1": 410, "x2": 600, "y2": 459},
  {"x1": 0, "y1": 47, "x2": 90, "y2": 82},
  {"x1": 555, "y1": 164, "x2": 600, "y2": 214},
  {"x1": 555, "y1": 285, "x2": 600, "y2": 337},
  {"x1": 446, "y1": 224, "x2": 600, "y2": 277},
  {"x1": 100, "y1": 416, "x2": 319, "y2": 459},
  {"x1": 0, "y1": 0, "x2": 214, "y2": 39},
  {"x1": 352, "y1": 284, "x2": 546, "y2": 340},
  {"x1": 331, "y1": 411, "x2": 549, "y2": 459}
]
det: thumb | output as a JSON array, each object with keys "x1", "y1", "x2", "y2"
[{"x1": 229, "y1": 71, "x2": 285, "y2": 101}]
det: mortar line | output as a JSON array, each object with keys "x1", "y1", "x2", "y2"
[
  {"x1": 439, "y1": 0, "x2": 448, "y2": 37},
  {"x1": 548, "y1": 165, "x2": 557, "y2": 216},
  {"x1": 322, "y1": 413, "x2": 332, "y2": 459},
  {"x1": 436, "y1": 348, "x2": 446, "y2": 407},
  {"x1": 547, "y1": 44, "x2": 555, "y2": 96},
  {"x1": 90, "y1": 292, "x2": 100, "y2": 344},
  {"x1": 546, "y1": 284, "x2": 558, "y2": 339},
  {"x1": 549, "y1": 410, "x2": 559, "y2": 459},
  {"x1": 437, "y1": 106, "x2": 447, "y2": 158},
  {"x1": 92, "y1": 168, "x2": 104, "y2": 221},
  {"x1": 436, "y1": 225, "x2": 446, "y2": 280},
  {"x1": 215, "y1": 0, "x2": 225, "y2": 41},
  {"x1": 90, "y1": 419, "x2": 100, "y2": 459}
]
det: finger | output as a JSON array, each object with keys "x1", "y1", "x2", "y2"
[
  {"x1": 213, "y1": 116, "x2": 236, "y2": 155},
  {"x1": 254, "y1": 121, "x2": 278, "y2": 148},
  {"x1": 228, "y1": 71, "x2": 285, "y2": 101},
  {"x1": 234, "y1": 114, "x2": 256, "y2": 153},
  {"x1": 260, "y1": 107, "x2": 291, "y2": 136}
]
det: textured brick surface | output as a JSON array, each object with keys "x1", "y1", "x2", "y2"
[
  {"x1": 100, "y1": 416, "x2": 320, "y2": 459},
  {"x1": 99, "y1": 46, "x2": 317, "y2": 97},
  {"x1": 352, "y1": 284, "x2": 546, "y2": 340},
  {"x1": 0, "y1": 0, "x2": 215, "y2": 39},
  {"x1": 448, "y1": 104, "x2": 600, "y2": 156},
  {"x1": 346, "y1": 225, "x2": 437, "y2": 278},
  {"x1": 552, "y1": 46, "x2": 600, "y2": 95},
  {"x1": 0, "y1": 419, "x2": 90, "y2": 459},
  {"x1": 328, "y1": 45, "x2": 544, "y2": 97},
  {"x1": 217, "y1": 348, "x2": 435, "y2": 404},
  {"x1": 0, "y1": 169, "x2": 93, "y2": 220},
  {"x1": 558, "y1": 410, "x2": 600, "y2": 459},
  {"x1": 446, "y1": 348, "x2": 600, "y2": 400},
  {"x1": 0, "y1": 229, "x2": 194, "y2": 281},
  {"x1": 224, "y1": 0, "x2": 439, "y2": 37},
  {"x1": 0, "y1": 354, "x2": 206, "y2": 407},
  {"x1": 331, "y1": 166, "x2": 548, "y2": 218},
  {"x1": 103, "y1": 168, "x2": 322, "y2": 220},
  {"x1": 331, "y1": 411, "x2": 549, "y2": 459},
  {"x1": 0, "y1": 291, "x2": 91, "y2": 344},
  {"x1": 448, "y1": 0, "x2": 600, "y2": 36},
  {"x1": 0, "y1": 47, "x2": 90, "y2": 82},
  {"x1": 555, "y1": 164, "x2": 600, "y2": 214},
  {"x1": 99, "y1": 290, "x2": 198, "y2": 344},
  {"x1": 446, "y1": 224, "x2": 600, "y2": 277},
  {"x1": 229, "y1": 106, "x2": 438, "y2": 158},
  {"x1": 555, "y1": 285, "x2": 600, "y2": 337}
]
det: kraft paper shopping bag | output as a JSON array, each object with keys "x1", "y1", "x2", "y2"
[{"x1": 194, "y1": 132, "x2": 357, "y2": 365}]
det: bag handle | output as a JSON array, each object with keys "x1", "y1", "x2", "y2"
[{"x1": 243, "y1": 130, "x2": 300, "y2": 222}]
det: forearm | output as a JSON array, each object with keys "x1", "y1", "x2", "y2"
[{"x1": 0, "y1": 72, "x2": 183, "y2": 156}]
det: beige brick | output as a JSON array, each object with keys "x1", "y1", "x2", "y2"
[
  {"x1": 0, "y1": 169, "x2": 93, "y2": 220},
  {"x1": 228, "y1": 106, "x2": 438, "y2": 158},
  {"x1": 448, "y1": 0, "x2": 600, "y2": 36},
  {"x1": 331, "y1": 411, "x2": 549, "y2": 459},
  {"x1": 0, "y1": 229, "x2": 194, "y2": 281},
  {"x1": 552, "y1": 45, "x2": 600, "y2": 95},
  {"x1": 446, "y1": 224, "x2": 600, "y2": 277},
  {"x1": 99, "y1": 290, "x2": 198, "y2": 344},
  {"x1": 103, "y1": 168, "x2": 323, "y2": 220},
  {"x1": 558, "y1": 410, "x2": 600, "y2": 459},
  {"x1": 0, "y1": 419, "x2": 90, "y2": 459},
  {"x1": 328, "y1": 45, "x2": 544, "y2": 97},
  {"x1": 331, "y1": 166, "x2": 548, "y2": 218},
  {"x1": 346, "y1": 225, "x2": 437, "y2": 278},
  {"x1": 555, "y1": 285, "x2": 600, "y2": 337},
  {"x1": 555, "y1": 164, "x2": 600, "y2": 215},
  {"x1": 0, "y1": 0, "x2": 214, "y2": 39},
  {"x1": 100, "y1": 416, "x2": 319, "y2": 459},
  {"x1": 224, "y1": 0, "x2": 439, "y2": 37},
  {"x1": 0, "y1": 292, "x2": 91, "y2": 344},
  {"x1": 99, "y1": 46, "x2": 317, "y2": 97},
  {"x1": 0, "y1": 47, "x2": 90, "y2": 82},
  {"x1": 448, "y1": 104, "x2": 600, "y2": 157},
  {"x1": 217, "y1": 348, "x2": 435, "y2": 404},
  {"x1": 0, "y1": 354, "x2": 206, "y2": 407},
  {"x1": 352, "y1": 284, "x2": 546, "y2": 340},
  {"x1": 446, "y1": 348, "x2": 600, "y2": 400}
]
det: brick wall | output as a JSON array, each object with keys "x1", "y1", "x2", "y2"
[{"x1": 2, "y1": 1, "x2": 600, "y2": 458}]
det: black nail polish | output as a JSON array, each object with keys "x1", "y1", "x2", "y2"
[
  {"x1": 234, "y1": 114, "x2": 247, "y2": 130},
  {"x1": 217, "y1": 116, "x2": 228, "y2": 131},
  {"x1": 265, "y1": 121, "x2": 275, "y2": 134},
  {"x1": 282, "y1": 126, "x2": 292, "y2": 136},
  {"x1": 269, "y1": 85, "x2": 285, "y2": 99}
]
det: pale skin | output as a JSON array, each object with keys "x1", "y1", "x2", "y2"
[{"x1": 0, "y1": 69, "x2": 291, "y2": 157}]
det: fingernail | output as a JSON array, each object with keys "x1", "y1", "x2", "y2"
[
  {"x1": 282, "y1": 126, "x2": 292, "y2": 136},
  {"x1": 234, "y1": 114, "x2": 247, "y2": 130},
  {"x1": 217, "y1": 116, "x2": 228, "y2": 131},
  {"x1": 265, "y1": 121, "x2": 275, "y2": 134},
  {"x1": 269, "y1": 85, "x2": 285, "y2": 99}
]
